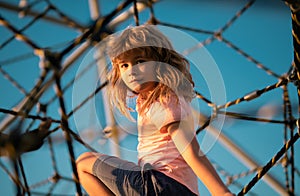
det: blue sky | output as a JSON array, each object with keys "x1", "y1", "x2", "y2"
[{"x1": 0, "y1": 0, "x2": 299, "y2": 195}]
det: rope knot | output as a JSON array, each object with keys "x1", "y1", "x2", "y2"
[
  {"x1": 287, "y1": 66, "x2": 300, "y2": 86},
  {"x1": 37, "y1": 50, "x2": 62, "y2": 71}
]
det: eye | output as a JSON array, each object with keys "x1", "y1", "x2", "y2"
[
  {"x1": 119, "y1": 63, "x2": 128, "y2": 69},
  {"x1": 136, "y1": 59, "x2": 146, "y2": 64}
]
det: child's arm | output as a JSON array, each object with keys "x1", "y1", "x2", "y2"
[{"x1": 165, "y1": 121, "x2": 234, "y2": 196}]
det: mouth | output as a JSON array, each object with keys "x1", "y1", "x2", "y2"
[{"x1": 129, "y1": 78, "x2": 141, "y2": 83}]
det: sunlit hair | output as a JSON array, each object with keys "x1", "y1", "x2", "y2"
[{"x1": 106, "y1": 24, "x2": 195, "y2": 119}]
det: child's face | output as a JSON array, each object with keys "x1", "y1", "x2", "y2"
[{"x1": 117, "y1": 52, "x2": 157, "y2": 94}]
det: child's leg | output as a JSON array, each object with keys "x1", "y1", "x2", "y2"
[{"x1": 76, "y1": 152, "x2": 114, "y2": 196}]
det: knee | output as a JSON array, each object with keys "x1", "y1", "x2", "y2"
[{"x1": 76, "y1": 152, "x2": 97, "y2": 174}]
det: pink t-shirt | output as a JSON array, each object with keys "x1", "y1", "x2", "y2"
[{"x1": 136, "y1": 94, "x2": 199, "y2": 195}]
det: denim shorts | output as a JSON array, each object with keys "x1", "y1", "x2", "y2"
[{"x1": 92, "y1": 154, "x2": 197, "y2": 196}]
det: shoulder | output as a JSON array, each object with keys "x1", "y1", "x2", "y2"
[
  {"x1": 160, "y1": 93, "x2": 192, "y2": 116},
  {"x1": 148, "y1": 94, "x2": 193, "y2": 128}
]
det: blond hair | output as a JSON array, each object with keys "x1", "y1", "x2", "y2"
[{"x1": 106, "y1": 25, "x2": 195, "y2": 119}]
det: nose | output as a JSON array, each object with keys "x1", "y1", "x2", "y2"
[{"x1": 128, "y1": 64, "x2": 137, "y2": 76}]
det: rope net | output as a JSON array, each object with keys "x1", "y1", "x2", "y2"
[{"x1": 0, "y1": 0, "x2": 299, "y2": 195}]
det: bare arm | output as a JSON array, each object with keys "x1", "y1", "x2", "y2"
[{"x1": 164, "y1": 121, "x2": 234, "y2": 196}]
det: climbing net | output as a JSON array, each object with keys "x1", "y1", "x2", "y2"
[{"x1": 0, "y1": 0, "x2": 299, "y2": 195}]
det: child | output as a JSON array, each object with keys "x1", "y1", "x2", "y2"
[{"x1": 76, "y1": 24, "x2": 234, "y2": 196}]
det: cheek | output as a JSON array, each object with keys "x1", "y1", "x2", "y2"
[
  {"x1": 120, "y1": 70, "x2": 133, "y2": 89},
  {"x1": 141, "y1": 63, "x2": 156, "y2": 74},
  {"x1": 120, "y1": 72, "x2": 129, "y2": 84},
  {"x1": 149, "y1": 65, "x2": 158, "y2": 79}
]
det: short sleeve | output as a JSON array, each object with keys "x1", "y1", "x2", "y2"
[{"x1": 147, "y1": 95, "x2": 192, "y2": 131}]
